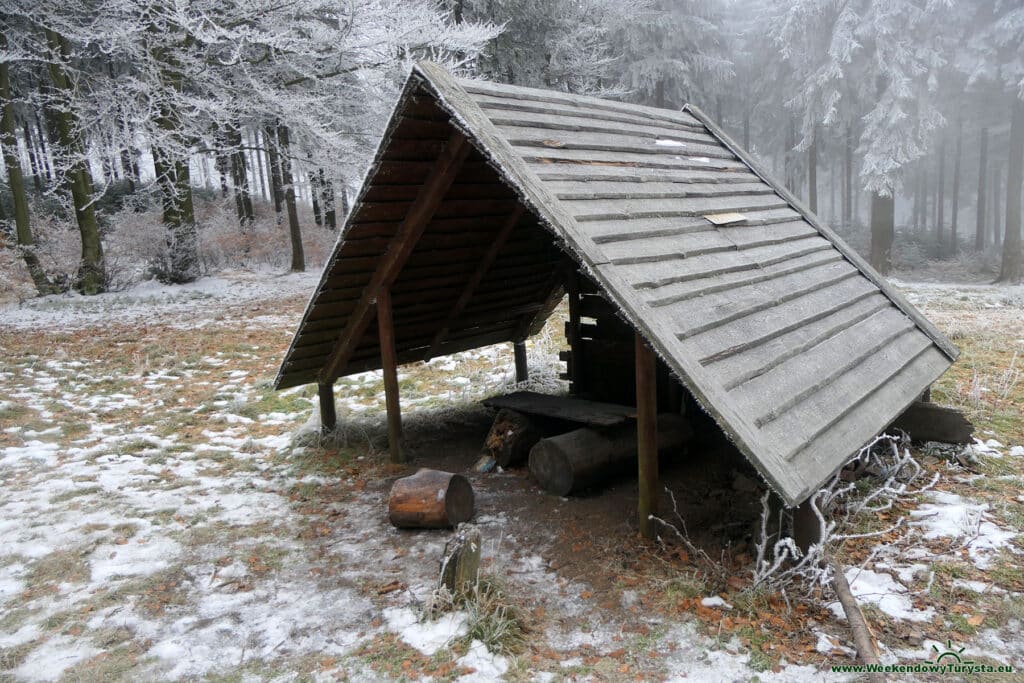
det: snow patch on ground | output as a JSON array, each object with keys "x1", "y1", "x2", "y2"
[
  {"x1": 382, "y1": 606, "x2": 468, "y2": 656},
  {"x1": 456, "y1": 639, "x2": 510, "y2": 681},
  {"x1": 910, "y1": 490, "x2": 1017, "y2": 568},
  {"x1": 827, "y1": 569, "x2": 933, "y2": 622}
]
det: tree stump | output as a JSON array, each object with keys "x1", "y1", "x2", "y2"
[
  {"x1": 439, "y1": 524, "x2": 481, "y2": 598},
  {"x1": 388, "y1": 469, "x2": 474, "y2": 528},
  {"x1": 529, "y1": 414, "x2": 693, "y2": 496}
]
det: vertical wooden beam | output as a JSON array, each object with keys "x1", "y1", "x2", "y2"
[
  {"x1": 377, "y1": 288, "x2": 404, "y2": 463},
  {"x1": 564, "y1": 267, "x2": 583, "y2": 394},
  {"x1": 513, "y1": 341, "x2": 528, "y2": 383},
  {"x1": 318, "y1": 382, "x2": 336, "y2": 434},
  {"x1": 635, "y1": 333, "x2": 658, "y2": 539},
  {"x1": 792, "y1": 497, "x2": 822, "y2": 554}
]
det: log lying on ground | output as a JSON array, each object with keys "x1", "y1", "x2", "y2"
[
  {"x1": 388, "y1": 468, "x2": 474, "y2": 528},
  {"x1": 828, "y1": 555, "x2": 886, "y2": 683},
  {"x1": 529, "y1": 414, "x2": 692, "y2": 496},
  {"x1": 887, "y1": 401, "x2": 973, "y2": 444}
]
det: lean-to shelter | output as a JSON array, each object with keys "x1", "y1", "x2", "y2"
[{"x1": 274, "y1": 61, "x2": 958, "y2": 509}]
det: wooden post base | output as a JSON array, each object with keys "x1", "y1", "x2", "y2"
[
  {"x1": 513, "y1": 341, "x2": 528, "y2": 383},
  {"x1": 792, "y1": 497, "x2": 822, "y2": 554},
  {"x1": 318, "y1": 383, "x2": 336, "y2": 434}
]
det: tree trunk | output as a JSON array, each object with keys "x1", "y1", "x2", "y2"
[
  {"x1": 44, "y1": 29, "x2": 105, "y2": 294},
  {"x1": 320, "y1": 169, "x2": 337, "y2": 229},
  {"x1": 388, "y1": 469, "x2": 475, "y2": 528},
  {"x1": 252, "y1": 128, "x2": 268, "y2": 201},
  {"x1": 950, "y1": 114, "x2": 963, "y2": 255},
  {"x1": 32, "y1": 113, "x2": 52, "y2": 183},
  {"x1": 785, "y1": 120, "x2": 796, "y2": 193},
  {"x1": 265, "y1": 125, "x2": 284, "y2": 220},
  {"x1": 215, "y1": 152, "x2": 230, "y2": 199},
  {"x1": 21, "y1": 118, "x2": 42, "y2": 192},
  {"x1": 228, "y1": 125, "x2": 254, "y2": 229},
  {"x1": 276, "y1": 124, "x2": 305, "y2": 272},
  {"x1": 998, "y1": 95, "x2": 1024, "y2": 282},
  {"x1": 936, "y1": 136, "x2": 946, "y2": 249},
  {"x1": 869, "y1": 192, "x2": 895, "y2": 274},
  {"x1": 310, "y1": 168, "x2": 323, "y2": 226},
  {"x1": 528, "y1": 415, "x2": 692, "y2": 496},
  {"x1": 917, "y1": 160, "x2": 925, "y2": 235},
  {"x1": 976, "y1": 127, "x2": 988, "y2": 251},
  {"x1": 0, "y1": 40, "x2": 55, "y2": 295},
  {"x1": 742, "y1": 109, "x2": 750, "y2": 150},
  {"x1": 993, "y1": 163, "x2": 1003, "y2": 249},
  {"x1": 808, "y1": 128, "x2": 818, "y2": 214},
  {"x1": 843, "y1": 123, "x2": 853, "y2": 229}
]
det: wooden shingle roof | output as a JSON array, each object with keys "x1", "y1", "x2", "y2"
[{"x1": 276, "y1": 62, "x2": 957, "y2": 505}]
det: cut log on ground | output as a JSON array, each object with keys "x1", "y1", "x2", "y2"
[
  {"x1": 529, "y1": 414, "x2": 693, "y2": 496},
  {"x1": 828, "y1": 555, "x2": 886, "y2": 683},
  {"x1": 483, "y1": 408, "x2": 572, "y2": 468},
  {"x1": 439, "y1": 524, "x2": 481, "y2": 598},
  {"x1": 887, "y1": 401, "x2": 973, "y2": 444},
  {"x1": 388, "y1": 468, "x2": 474, "y2": 528}
]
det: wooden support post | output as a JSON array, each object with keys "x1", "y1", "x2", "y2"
[
  {"x1": 377, "y1": 288, "x2": 404, "y2": 463},
  {"x1": 318, "y1": 382, "x2": 336, "y2": 434},
  {"x1": 513, "y1": 341, "x2": 528, "y2": 383},
  {"x1": 565, "y1": 267, "x2": 583, "y2": 394},
  {"x1": 792, "y1": 497, "x2": 822, "y2": 554},
  {"x1": 635, "y1": 333, "x2": 658, "y2": 539}
]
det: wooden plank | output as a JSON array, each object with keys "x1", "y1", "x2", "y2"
[
  {"x1": 704, "y1": 212, "x2": 747, "y2": 225},
  {"x1": 731, "y1": 309, "x2": 919, "y2": 427},
  {"x1": 635, "y1": 333, "x2": 659, "y2": 539},
  {"x1": 565, "y1": 196, "x2": 787, "y2": 223},
  {"x1": 617, "y1": 235, "x2": 834, "y2": 290},
  {"x1": 520, "y1": 146, "x2": 749, "y2": 172},
  {"x1": 486, "y1": 108, "x2": 720, "y2": 145},
  {"x1": 319, "y1": 131, "x2": 471, "y2": 382},
  {"x1": 531, "y1": 164, "x2": 759, "y2": 185},
  {"x1": 377, "y1": 288, "x2": 404, "y2": 463},
  {"x1": 547, "y1": 180, "x2": 769, "y2": 200},
  {"x1": 777, "y1": 347, "x2": 949, "y2": 494},
  {"x1": 459, "y1": 79, "x2": 707, "y2": 130},
  {"x1": 887, "y1": 402, "x2": 974, "y2": 444},
  {"x1": 670, "y1": 261, "x2": 864, "y2": 341},
  {"x1": 500, "y1": 128, "x2": 736, "y2": 160},
  {"x1": 702, "y1": 295, "x2": 891, "y2": 391},
  {"x1": 565, "y1": 267, "x2": 584, "y2": 391},
  {"x1": 482, "y1": 391, "x2": 636, "y2": 426},
  {"x1": 425, "y1": 205, "x2": 526, "y2": 360},
  {"x1": 642, "y1": 250, "x2": 842, "y2": 307},
  {"x1": 686, "y1": 104, "x2": 959, "y2": 362}
]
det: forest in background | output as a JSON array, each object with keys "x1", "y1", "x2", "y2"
[{"x1": 1, "y1": 0, "x2": 1023, "y2": 300}]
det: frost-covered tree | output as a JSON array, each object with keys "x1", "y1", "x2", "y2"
[
  {"x1": 451, "y1": 0, "x2": 633, "y2": 94},
  {"x1": 3, "y1": 0, "x2": 497, "y2": 284},
  {"x1": 963, "y1": 1, "x2": 1024, "y2": 282},
  {"x1": 769, "y1": 0, "x2": 948, "y2": 274},
  {"x1": 612, "y1": 0, "x2": 733, "y2": 109}
]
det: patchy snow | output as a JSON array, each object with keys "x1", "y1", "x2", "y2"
[
  {"x1": 456, "y1": 639, "x2": 510, "y2": 681},
  {"x1": 827, "y1": 569, "x2": 934, "y2": 622},
  {"x1": 1010, "y1": 446, "x2": 1024, "y2": 457},
  {"x1": 382, "y1": 606, "x2": 468, "y2": 656},
  {"x1": 910, "y1": 491, "x2": 1017, "y2": 568},
  {"x1": 700, "y1": 596, "x2": 733, "y2": 609},
  {"x1": 654, "y1": 138, "x2": 688, "y2": 147},
  {"x1": 0, "y1": 270, "x2": 317, "y2": 330}
]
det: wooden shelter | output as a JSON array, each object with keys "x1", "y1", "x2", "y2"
[{"x1": 275, "y1": 62, "x2": 958, "y2": 534}]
